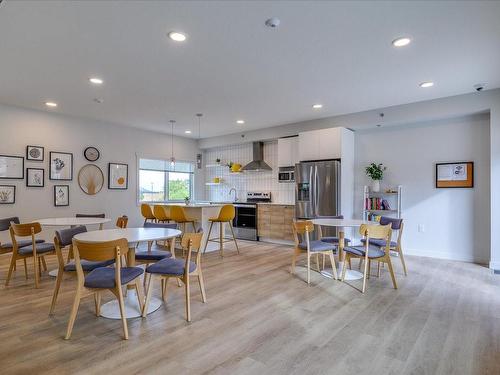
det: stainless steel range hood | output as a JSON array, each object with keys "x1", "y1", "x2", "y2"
[{"x1": 241, "y1": 142, "x2": 272, "y2": 172}]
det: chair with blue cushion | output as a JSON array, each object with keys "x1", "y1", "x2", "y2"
[
  {"x1": 49, "y1": 226, "x2": 115, "y2": 315},
  {"x1": 317, "y1": 215, "x2": 352, "y2": 246},
  {"x1": 359, "y1": 217, "x2": 407, "y2": 276},
  {"x1": 342, "y1": 223, "x2": 397, "y2": 293},
  {"x1": 142, "y1": 232, "x2": 206, "y2": 322},
  {"x1": 65, "y1": 238, "x2": 144, "y2": 340},
  {"x1": 136, "y1": 222, "x2": 179, "y2": 264},
  {"x1": 6, "y1": 222, "x2": 56, "y2": 288},
  {"x1": 291, "y1": 220, "x2": 338, "y2": 285}
]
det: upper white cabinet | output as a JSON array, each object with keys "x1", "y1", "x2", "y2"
[
  {"x1": 298, "y1": 127, "x2": 342, "y2": 161},
  {"x1": 277, "y1": 136, "x2": 299, "y2": 167}
]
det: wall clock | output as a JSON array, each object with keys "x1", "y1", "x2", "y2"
[{"x1": 84, "y1": 146, "x2": 100, "y2": 162}]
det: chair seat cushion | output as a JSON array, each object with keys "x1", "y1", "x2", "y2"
[
  {"x1": 298, "y1": 240, "x2": 337, "y2": 252},
  {"x1": 136, "y1": 250, "x2": 172, "y2": 261},
  {"x1": 320, "y1": 237, "x2": 351, "y2": 245},
  {"x1": 64, "y1": 259, "x2": 115, "y2": 272},
  {"x1": 18, "y1": 242, "x2": 55, "y2": 255},
  {"x1": 84, "y1": 267, "x2": 144, "y2": 289},
  {"x1": 1, "y1": 239, "x2": 45, "y2": 249},
  {"x1": 146, "y1": 258, "x2": 196, "y2": 276},
  {"x1": 344, "y1": 245, "x2": 385, "y2": 258},
  {"x1": 360, "y1": 238, "x2": 397, "y2": 248}
]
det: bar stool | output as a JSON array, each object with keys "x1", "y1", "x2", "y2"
[
  {"x1": 170, "y1": 205, "x2": 197, "y2": 233},
  {"x1": 153, "y1": 205, "x2": 171, "y2": 223},
  {"x1": 203, "y1": 204, "x2": 239, "y2": 257},
  {"x1": 140, "y1": 204, "x2": 156, "y2": 224}
]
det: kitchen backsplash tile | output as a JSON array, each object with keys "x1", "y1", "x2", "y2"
[{"x1": 204, "y1": 141, "x2": 295, "y2": 203}]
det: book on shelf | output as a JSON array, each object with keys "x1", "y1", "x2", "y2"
[{"x1": 365, "y1": 197, "x2": 392, "y2": 211}]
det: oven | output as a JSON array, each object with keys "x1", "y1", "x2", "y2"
[{"x1": 231, "y1": 203, "x2": 258, "y2": 241}]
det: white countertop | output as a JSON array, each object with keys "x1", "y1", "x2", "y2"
[
  {"x1": 160, "y1": 202, "x2": 225, "y2": 208},
  {"x1": 256, "y1": 202, "x2": 295, "y2": 206}
]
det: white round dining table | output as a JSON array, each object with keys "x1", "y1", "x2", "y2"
[
  {"x1": 74, "y1": 227, "x2": 182, "y2": 320},
  {"x1": 37, "y1": 217, "x2": 112, "y2": 276},
  {"x1": 311, "y1": 218, "x2": 371, "y2": 281}
]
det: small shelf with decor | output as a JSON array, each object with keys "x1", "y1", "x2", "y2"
[{"x1": 363, "y1": 185, "x2": 402, "y2": 221}]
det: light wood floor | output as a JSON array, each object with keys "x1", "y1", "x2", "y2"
[{"x1": 1, "y1": 241, "x2": 500, "y2": 375}]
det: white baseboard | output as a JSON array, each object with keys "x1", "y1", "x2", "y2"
[
  {"x1": 403, "y1": 247, "x2": 487, "y2": 264},
  {"x1": 489, "y1": 261, "x2": 500, "y2": 270}
]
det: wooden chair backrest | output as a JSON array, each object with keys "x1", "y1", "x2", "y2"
[
  {"x1": 292, "y1": 220, "x2": 314, "y2": 247},
  {"x1": 10, "y1": 222, "x2": 42, "y2": 237},
  {"x1": 141, "y1": 204, "x2": 155, "y2": 219},
  {"x1": 359, "y1": 224, "x2": 392, "y2": 253},
  {"x1": 116, "y1": 215, "x2": 128, "y2": 228},
  {"x1": 170, "y1": 205, "x2": 188, "y2": 222},
  {"x1": 181, "y1": 232, "x2": 203, "y2": 270}
]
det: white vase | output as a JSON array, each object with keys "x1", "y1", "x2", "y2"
[{"x1": 371, "y1": 180, "x2": 380, "y2": 192}]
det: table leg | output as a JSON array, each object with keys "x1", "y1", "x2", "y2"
[
  {"x1": 99, "y1": 242, "x2": 162, "y2": 319},
  {"x1": 320, "y1": 229, "x2": 364, "y2": 281}
]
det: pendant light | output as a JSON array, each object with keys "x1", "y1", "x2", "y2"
[
  {"x1": 196, "y1": 113, "x2": 203, "y2": 139},
  {"x1": 169, "y1": 120, "x2": 176, "y2": 168}
]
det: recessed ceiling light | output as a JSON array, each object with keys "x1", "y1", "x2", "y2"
[
  {"x1": 236, "y1": 120, "x2": 245, "y2": 124},
  {"x1": 168, "y1": 31, "x2": 187, "y2": 42},
  {"x1": 45, "y1": 101, "x2": 57, "y2": 107},
  {"x1": 419, "y1": 81, "x2": 434, "y2": 88},
  {"x1": 392, "y1": 37, "x2": 411, "y2": 47},
  {"x1": 312, "y1": 104, "x2": 323, "y2": 109},
  {"x1": 89, "y1": 77, "x2": 103, "y2": 85},
  {"x1": 185, "y1": 130, "x2": 192, "y2": 134}
]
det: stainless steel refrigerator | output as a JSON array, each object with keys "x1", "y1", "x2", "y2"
[{"x1": 295, "y1": 160, "x2": 340, "y2": 237}]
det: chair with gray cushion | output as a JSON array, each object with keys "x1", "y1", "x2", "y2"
[
  {"x1": 136, "y1": 222, "x2": 178, "y2": 263},
  {"x1": 359, "y1": 217, "x2": 407, "y2": 276},
  {"x1": 5, "y1": 222, "x2": 56, "y2": 288},
  {"x1": 0, "y1": 217, "x2": 45, "y2": 255},
  {"x1": 342, "y1": 223, "x2": 397, "y2": 293},
  {"x1": 65, "y1": 237, "x2": 144, "y2": 340},
  {"x1": 49, "y1": 226, "x2": 115, "y2": 315},
  {"x1": 143, "y1": 232, "x2": 206, "y2": 322},
  {"x1": 317, "y1": 215, "x2": 352, "y2": 245}
]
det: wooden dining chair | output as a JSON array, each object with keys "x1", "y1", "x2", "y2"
[
  {"x1": 49, "y1": 226, "x2": 115, "y2": 315},
  {"x1": 141, "y1": 204, "x2": 156, "y2": 224},
  {"x1": 342, "y1": 223, "x2": 397, "y2": 293},
  {"x1": 115, "y1": 215, "x2": 129, "y2": 229},
  {"x1": 203, "y1": 204, "x2": 239, "y2": 257},
  {"x1": 65, "y1": 238, "x2": 144, "y2": 340},
  {"x1": 291, "y1": 220, "x2": 338, "y2": 285},
  {"x1": 142, "y1": 232, "x2": 206, "y2": 322},
  {"x1": 316, "y1": 215, "x2": 351, "y2": 269},
  {"x1": 153, "y1": 205, "x2": 171, "y2": 223},
  {"x1": 6, "y1": 222, "x2": 56, "y2": 288}
]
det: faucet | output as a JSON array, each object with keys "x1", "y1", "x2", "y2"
[{"x1": 229, "y1": 188, "x2": 238, "y2": 202}]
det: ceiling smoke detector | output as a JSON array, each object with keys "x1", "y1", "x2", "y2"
[{"x1": 265, "y1": 17, "x2": 280, "y2": 28}]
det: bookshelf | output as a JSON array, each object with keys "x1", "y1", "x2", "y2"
[{"x1": 363, "y1": 185, "x2": 402, "y2": 221}]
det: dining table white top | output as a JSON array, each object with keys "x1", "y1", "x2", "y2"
[
  {"x1": 73, "y1": 227, "x2": 181, "y2": 243},
  {"x1": 36, "y1": 217, "x2": 112, "y2": 226},
  {"x1": 311, "y1": 218, "x2": 371, "y2": 227}
]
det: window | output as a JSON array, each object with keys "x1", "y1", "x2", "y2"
[{"x1": 139, "y1": 158, "x2": 194, "y2": 202}]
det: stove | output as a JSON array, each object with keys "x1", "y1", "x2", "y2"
[{"x1": 230, "y1": 192, "x2": 271, "y2": 241}]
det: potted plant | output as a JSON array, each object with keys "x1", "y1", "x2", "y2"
[
  {"x1": 184, "y1": 196, "x2": 190, "y2": 205},
  {"x1": 365, "y1": 163, "x2": 386, "y2": 192},
  {"x1": 215, "y1": 158, "x2": 221, "y2": 165}
]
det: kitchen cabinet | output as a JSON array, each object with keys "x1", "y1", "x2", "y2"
[
  {"x1": 298, "y1": 127, "x2": 342, "y2": 161},
  {"x1": 258, "y1": 204, "x2": 295, "y2": 241},
  {"x1": 277, "y1": 136, "x2": 299, "y2": 167}
]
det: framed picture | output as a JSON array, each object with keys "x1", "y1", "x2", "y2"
[
  {"x1": 0, "y1": 185, "x2": 15, "y2": 204},
  {"x1": 49, "y1": 152, "x2": 73, "y2": 181},
  {"x1": 54, "y1": 185, "x2": 69, "y2": 206},
  {"x1": 108, "y1": 163, "x2": 128, "y2": 189},
  {"x1": 26, "y1": 168, "x2": 44, "y2": 187},
  {"x1": 0, "y1": 155, "x2": 24, "y2": 179},
  {"x1": 78, "y1": 164, "x2": 104, "y2": 195},
  {"x1": 26, "y1": 145, "x2": 44, "y2": 161},
  {"x1": 436, "y1": 161, "x2": 474, "y2": 188}
]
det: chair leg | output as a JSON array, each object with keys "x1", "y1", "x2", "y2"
[
  {"x1": 115, "y1": 286, "x2": 129, "y2": 340},
  {"x1": 41, "y1": 256, "x2": 48, "y2": 272},
  {"x1": 94, "y1": 292, "x2": 101, "y2": 317},
  {"x1": 228, "y1": 222, "x2": 239, "y2": 254},
  {"x1": 203, "y1": 221, "x2": 214, "y2": 254},
  {"x1": 34, "y1": 255, "x2": 40, "y2": 288},
  {"x1": 5, "y1": 255, "x2": 17, "y2": 286},
  {"x1": 161, "y1": 277, "x2": 169, "y2": 301},
  {"x1": 341, "y1": 255, "x2": 348, "y2": 281},
  {"x1": 192, "y1": 221, "x2": 197, "y2": 232},
  {"x1": 399, "y1": 247, "x2": 408, "y2": 276},
  {"x1": 198, "y1": 271, "x2": 207, "y2": 303},
  {"x1": 358, "y1": 258, "x2": 363, "y2": 270},
  {"x1": 65, "y1": 287, "x2": 82, "y2": 340},
  {"x1": 185, "y1": 276, "x2": 191, "y2": 322},
  {"x1": 219, "y1": 222, "x2": 223, "y2": 257},
  {"x1": 315, "y1": 253, "x2": 321, "y2": 272},
  {"x1": 142, "y1": 274, "x2": 154, "y2": 317},
  {"x1": 135, "y1": 279, "x2": 144, "y2": 313},
  {"x1": 329, "y1": 252, "x2": 338, "y2": 280},
  {"x1": 322, "y1": 254, "x2": 326, "y2": 270},
  {"x1": 23, "y1": 258, "x2": 28, "y2": 279},
  {"x1": 386, "y1": 258, "x2": 398, "y2": 289},
  {"x1": 348, "y1": 258, "x2": 352, "y2": 270},
  {"x1": 307, "y1": 253, "x2": 311, "y2": 285},
  {"x1": 49, "y1": 268, "x2": 64, "y2": 315},
  {"x1": 361, "y1": 256, "x2": 369, "y2": 293},
  {"x1": 377, "y1": 261, "x2": 381, "y2": 277},
  {"x1": 291, "y1": 248, "x2": 300, "y2": 274},
  {"x1": 368, "y1": 259, "x2": 371, "y2": 279}
]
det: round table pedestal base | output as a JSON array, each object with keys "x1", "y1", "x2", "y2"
[
  {"x1": 49, "y1": 269, "x2": 58, "y2": 277},
  {"x1": 320, "y1": 262, "x2": 364, "y2": 281},
  {"x1": 100, "y1": 291, "x2": 161, "y2": 319}
]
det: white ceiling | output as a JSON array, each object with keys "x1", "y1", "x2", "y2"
[{"x1": 0, "y1": 1, "x2": 499, "y2": 138}]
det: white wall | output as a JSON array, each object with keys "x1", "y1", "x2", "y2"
[
  {"x1": 0, "y1": 103, "x2": 203, "y2": 242},
  {"x1": 203, "y1": 141, "x2": 295, "y2": 204},
  {"x1": 355, "y1": 114, "x2": 490, "y2": 263}
]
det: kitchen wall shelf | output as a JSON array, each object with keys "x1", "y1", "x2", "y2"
[
  {"x1": 363, "y1": 185, "x2": 402, "y2": 221},
  {"x1": 205, "y1": 182, "x2": 224, "y2": 186},
  {"x1": 205, "y1": 164, "x2": 224, "y2": 168}
]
